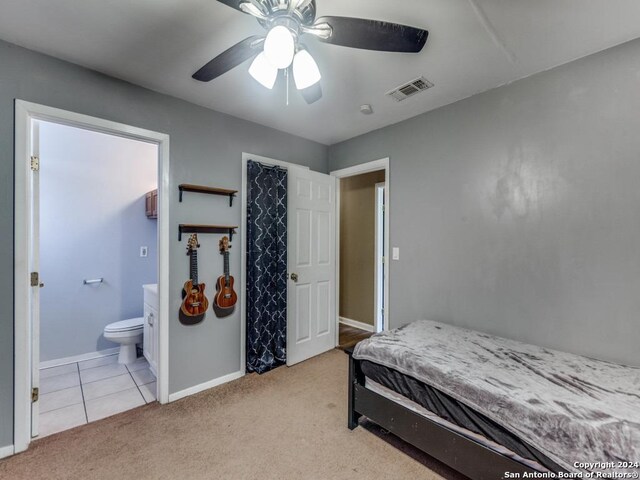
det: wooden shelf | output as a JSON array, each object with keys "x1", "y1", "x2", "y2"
[
  {"x1": 179, "y1": 184, "x2": 238, "y2": 206},
  {"x1": 178, "y1": 224, "x2": 238, "y2": 242}
]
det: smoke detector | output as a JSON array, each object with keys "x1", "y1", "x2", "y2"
[
  {"x1": 360, "y1": 104, "x2": 374, "y2": 115},
  {"x1": 386, "y1": 76, "x2": 433, "y2": 102}
]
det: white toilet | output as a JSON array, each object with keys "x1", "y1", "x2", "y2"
[{"x1": 104, "y1": 317, "x2": 144, "y2": 364}]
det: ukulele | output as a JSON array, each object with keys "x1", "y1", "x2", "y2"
[
  {"x1": 215, "y1": 236, "x2": 238, "y2": 309},
  {"x1": 180, "y1": 234, "x2": 209, "y2": 317}
]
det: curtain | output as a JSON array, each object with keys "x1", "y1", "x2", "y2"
[{"x1": 246, "y1": 160, "x2": 288, "y2": 374}]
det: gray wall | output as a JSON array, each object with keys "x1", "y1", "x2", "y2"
[
  {"x1": 39, "y1": 121, "x2": 158, "y2": 362},
  {"x1": 0, "y1": 39, "x2": 327, "y2": 448},
  {"x1": 329, "y1": 38, "x2": 640, "y2": 368}
]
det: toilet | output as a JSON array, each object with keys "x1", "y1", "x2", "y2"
[{"x1": 104, "y1": 317, "x2": 144, "y2": 364}]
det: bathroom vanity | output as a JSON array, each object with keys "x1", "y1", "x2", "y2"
[{"x1": 143, "y1": 284, "x2": 159, "y2": 376}]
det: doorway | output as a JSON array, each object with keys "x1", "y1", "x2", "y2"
[
  {"x1": 240, "y1": 153, "x2": 337, "y2": 374},
  {"x1": 14, "y1": 101, "x2": 170, "y2": 453},
  {"x1": 36, "y1": 120, "x2": 158, "y2": 437},
  {"x1": 331, "y1": 159, "x2": 390, "y2": 350}
]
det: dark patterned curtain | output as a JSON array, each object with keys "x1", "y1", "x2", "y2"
[{"x1": 246, "y1": 160, "x2": 288, "y2": 374}]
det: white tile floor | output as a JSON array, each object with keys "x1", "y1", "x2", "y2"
[{"x1": 38, "y1": 354, "x2": 156, "y2": 438}]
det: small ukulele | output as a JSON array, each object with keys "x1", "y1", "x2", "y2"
[
  {"x1": 215, "y1": 236, "x2": 238, "y2": 309},
  {"x1": 180, "y1": 234, "x2": 209, "y2": 317}
]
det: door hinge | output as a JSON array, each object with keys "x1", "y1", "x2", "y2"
[
  {"x1": 32, "y1": 387, "x2": 39, "y2": 403},
  {"x1": 30, "y1": 156, "x2": 40, "y2": 171},
  {"x1": 382, "y1": 256, "x2": 386, "y2": 264},
  {"x1": 30, "y1": 272, "x2": 39, "y2": 287}
]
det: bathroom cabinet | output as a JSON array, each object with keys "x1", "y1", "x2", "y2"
[
  {"x1": 143, "y1": 284, "x2": 159, "y2": 376},
  {"x1": 145, "y1": 189, "x2": 158, "y2": 219}
]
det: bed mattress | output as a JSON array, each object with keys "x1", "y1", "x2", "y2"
[
  {"x1": 364, "y1": 376, "x2": 550, "y2": 472},
  {"x1": 361, "y1": 360, "x2": 560, "y2": 471},
  {"x1": 353, "y1": 320, "x2": 640, "y2": 475}
]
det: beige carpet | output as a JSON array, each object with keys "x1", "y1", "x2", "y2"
[{"x1": 0, "y1": 350, "x2": 464, "y2": 480}]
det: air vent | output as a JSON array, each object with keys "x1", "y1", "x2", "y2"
[{"x1": 386, "y1": 76, "x2": 434, "y2": 102}]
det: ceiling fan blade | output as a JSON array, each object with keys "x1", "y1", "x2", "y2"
[
  {"x1": 215, "y1": 0, "x2": 246, "y2": 13},
  {"x1": 193, "y1": 36, "x2": 264, "y2": 82},
  {"x1": 217, "y1": 0, "x2": 268, "y2": 17},
  {"x1": 239, "y1": 3, "x2": 268, "y2": 19},
  {"x1": 300, "y1": 83, "x2": 322, "y2": 104},
  {"x1": 309, "y1": 16, "x2": 428, "y2": 53},
  {"x1": 289, "y1": 0, "x2": 312, "y2": 14},
  {"x1": 218, "y1": 0, "x2": 245, "y2": 10}
]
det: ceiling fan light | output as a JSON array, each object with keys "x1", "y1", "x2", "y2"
[
  {"x1": 293, "y1": 50, "x2": 321, "y2": 90},
  {"x1": 249, "y1": 52, "x2": 278, "y2": 89},
  {"x1": 264, "y1": 25, "x2": 295, "y2": 69}
]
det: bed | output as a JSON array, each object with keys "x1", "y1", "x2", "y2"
[{"x1": 347, "y1": 320, "x2": 640, "y2": 480}]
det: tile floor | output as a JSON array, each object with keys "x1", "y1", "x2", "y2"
[{"x1": 38, "y1": 354, "x2": 156, "y2": 438}]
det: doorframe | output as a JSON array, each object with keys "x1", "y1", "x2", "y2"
[
  {"x1": 14, "y1": 100, "x2": 171, "y2": 454},
  {"x1": 239, "y1": 153, "x2": 309, "y2": 375},
  {"x1": 330, "y1": 158, "x2": 390, "y2": 344},
  {"x1": 374, "y1": 182, "x2": 386, "y2": 333}
]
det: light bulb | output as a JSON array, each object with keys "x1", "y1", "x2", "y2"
[
  {"x1": 249, "y1": 52, "x2": 278, "y2": 89},
  {"x1": 293, "y1": 49, "x2": 321, "y2": 90},
  {"x1": 264, "y1": 25, "x2": 295, "y2": 69}
]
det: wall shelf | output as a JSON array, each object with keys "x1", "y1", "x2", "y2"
[
  {"x1": 178, "y1": 224, "x2": 238, "y2": 242},
  {"x1": 179, "y1": 184, "x2": 238, "y2": 206}
]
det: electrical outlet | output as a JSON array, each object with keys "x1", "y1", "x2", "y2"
[
  {"x1": 140, "y1": 246, "x2": 148, "y2": 258},
  {"x1": 392, "y1": 247, "x2": 400, "y2": 261}
]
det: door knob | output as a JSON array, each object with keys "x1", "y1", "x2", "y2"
[
  {"x1": 290, "y1": 273, "x2": 299, "y2": 282},
  {"x1": 39, "y1": 283, "x2": 45, "y2": 288}
]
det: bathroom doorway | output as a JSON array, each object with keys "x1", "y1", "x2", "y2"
[
  {"x1": 14, "y1": 101, "x2": 170, "y2": 452},
  {"x1": 37, "y1": 121, "x2": 158, "y2": 436}
]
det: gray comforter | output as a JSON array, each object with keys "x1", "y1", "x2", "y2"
[{"x1": 353, "y1": 320, "x2": 640, "y2": 473}]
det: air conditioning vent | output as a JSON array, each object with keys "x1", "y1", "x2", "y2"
[
  {"x1": 399, "y1": 84, "x2": 419, "y2": 96},
  {"x1": 386, "y1": 76, "x2": 434, "y2": 102}
]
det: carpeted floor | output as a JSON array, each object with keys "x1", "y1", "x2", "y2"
[{"x1": 0, "y1": 349, "x2": 465, "y2": 480}]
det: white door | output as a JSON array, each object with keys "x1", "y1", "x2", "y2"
[
  {"x1": 30, "y1": 120, "x2": 41, "y2": 437},
  {"x1": 287, "y1": 167, "x2": 336, "y2": 366}
]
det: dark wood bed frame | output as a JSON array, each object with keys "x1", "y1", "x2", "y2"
[{"x1": 346, "y1": 348, "x2": 546, "y2": 480}]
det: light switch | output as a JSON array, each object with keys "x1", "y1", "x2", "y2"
[
  {"x1": 140, "y1": 246, "x2": 148, "y2": 258},
  {"x1": 392, "y1": 247, "x2": 400, "y2": 261}
]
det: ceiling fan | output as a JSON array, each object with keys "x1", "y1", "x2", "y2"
[{"x1": 192, "y1": 0, "x2": 429, "y2": 104}]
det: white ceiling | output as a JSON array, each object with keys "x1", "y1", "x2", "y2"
[{"x1": 0, "y1": 0, "x2": 639, "y2": 145}]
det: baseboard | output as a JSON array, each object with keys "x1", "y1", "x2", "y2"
[
  {"x1": 40, "y1": 347, "x2": 120, "y2": 369},
  {"x1": 168, "y1": 371, "x2": 244, "y2": 402},
  {"x1": 339, "y1": 317, "x2": 375, "y2": 333},
  {"x1": 0, "y1": 444, "x2": 14, "y2": 459}
]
